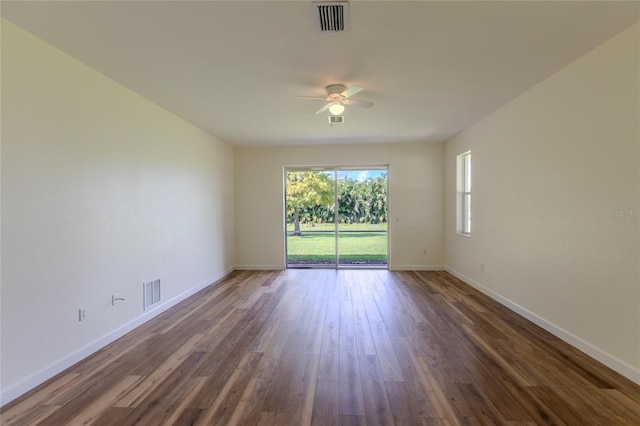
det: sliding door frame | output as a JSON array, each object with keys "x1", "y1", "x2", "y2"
[{"x1": 283, "y1": 164, "x2": 389, "y2": 269}]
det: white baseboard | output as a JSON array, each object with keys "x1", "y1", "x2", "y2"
[
  {"x1": 389, "y1": 265, "x2": 445, "y2": 271},
  {"x1": 234, "y1": 265, "x2": 285, "y2": 271},
  {"x1": 0, "y1": 267, "x2": 235, "y2": 406},
  {"x1": 445, "y1": 266, "x2": 640, "y2": 386},
  {"x1": 234, "y1": 264, "x2": 447, "y2": 272}
]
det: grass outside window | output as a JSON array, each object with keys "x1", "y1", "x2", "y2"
[{"x1": 286, "y1": 223, "x2": 387, "y2": 265}]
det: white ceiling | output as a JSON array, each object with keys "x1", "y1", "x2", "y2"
[{"x1": 2, "y1": 1, "x2": 638, "y2": 147}]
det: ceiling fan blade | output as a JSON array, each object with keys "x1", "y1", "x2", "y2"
[
  {"x1": 315, "y1": 103, "x2": 331, "y2": 114},
  {"x1": 348, "y1": 99, "x2": 374, "y2": 108},
  {"x1": 296, "y1": 96, "x2": 329, "y2": 101},
  {"x1": 341, "y1": 85, "x2": 364, "y2": 98}
]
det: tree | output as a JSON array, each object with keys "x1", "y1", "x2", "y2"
[
  {"x1": 367, "y1": 175, "x2": 387, "y2": 223},
  {"x1": 286, "y1": 172, "x2": 334, "y2": 235},
  {"x1": 335, "y1": 174, "x2": 387, "y2": 224}
]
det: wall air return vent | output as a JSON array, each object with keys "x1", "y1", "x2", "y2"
[
  {"x1": 313, "y1": 2, "x2": 348, "y2": 32},
  {"x1": 143, "y1": 279, "x2": 161, "y2": 310}
]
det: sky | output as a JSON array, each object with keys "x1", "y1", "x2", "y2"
[{"x1": 337, "y1": 169, "x2": 387, "y2": 182}]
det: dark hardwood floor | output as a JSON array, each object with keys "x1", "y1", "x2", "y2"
[{"x1": 2, "y1": 269, "x2": 640, "y2": 425}]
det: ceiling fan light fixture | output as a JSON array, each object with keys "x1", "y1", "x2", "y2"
[{"x1": 328, "y1": 103, "x2": 345, "y2": 115}]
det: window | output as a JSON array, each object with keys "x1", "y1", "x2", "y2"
[{"x1": 457, "y1": 151, "x2": 471, "y2": 235}]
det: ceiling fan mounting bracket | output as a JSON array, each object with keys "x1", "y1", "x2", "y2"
[{"x1": 326, "y1": 84, "x2": 347, "y2": 96}]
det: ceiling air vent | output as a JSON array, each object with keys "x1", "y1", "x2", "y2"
[
  {"x1": 313, "y1": 2, "x2": 348, "y2": 32},
  {"x1": 328, "y1": 115, "x2": 345, "y2": 126}
]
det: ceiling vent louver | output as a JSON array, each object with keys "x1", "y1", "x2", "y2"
[
  {"x1": 328, "y1": 115, "x2": 345, "y2": 125},
  {"x1": 313, "y1": 2, "x2": 348, "y2": 32}
]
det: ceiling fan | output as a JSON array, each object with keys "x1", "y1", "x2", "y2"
[{"x1": 297, "y1": 84, "x2": 374, "y2": 115}]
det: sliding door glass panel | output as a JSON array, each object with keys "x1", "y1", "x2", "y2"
[
  {"x1": 337, "y1": 169, "x2": 388, "y2": 267},
  {"x1": 286, "y1": 170, "x2": 336, "y2": 267}
]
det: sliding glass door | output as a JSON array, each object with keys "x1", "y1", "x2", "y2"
[
  {"x1": 285, "y1": 166, "x2": 388, "y2": 268},
  {"x1": 336, "y1": 169, "x2": 388, "y2": 267},
  {"x1": 285, "y1": 169, "x2": 336, "y2": 267}
]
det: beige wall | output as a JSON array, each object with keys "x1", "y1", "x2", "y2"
[
  {"x1": 234, "y1": 142, "x2": 444, "y2": 270},
  {"x1": 1, "y1": 20, "x2": 234, "y2": 400},
  {"x1": 445, "y1": 23, "x2": 640, "y2": 380}
]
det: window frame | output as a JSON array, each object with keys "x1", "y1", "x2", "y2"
[{"x1": 457, "y1": 151, "x2": 471, "y2": 236}]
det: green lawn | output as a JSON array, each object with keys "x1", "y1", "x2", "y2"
[
  {"x1": 287, "y1": 224, "x2": 387, "y2": 265},
  {"x1": 286, "y1": 222, "x2": 387, "y2": 232}
]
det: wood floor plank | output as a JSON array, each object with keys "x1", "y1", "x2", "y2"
[
  {"x1": 525, "y1": 385, "x2": 590, "y2": 425},
  {"x1": 456, "y1": 382, "x2": 504, "y2": 426},
  {"x1": 172, "y1": 408, "x2": 204, "y2": 425},
  {"x1": 391, "y1": 336, "x2": 450, "y2": 420},
  {"x1": 1, "y1": 404, "x2": 61, "y2": 426},
  {"x1": 190, "y1": 287, "x2": 288, "y2": 410},
  {"x1": 157, "y1": 376, "x2": 209, "y2": 426},
  {"x1": 339, "y1": 414, "x2": 368, "y2": 426},
  {"x1": 117, "y1": 353, "x2": 210, "y2": 425},
  {"x1": 351, "y1": 286, "x2": 378, "y2": 357},
  {"x1": 318, "y1": 316, "x2": 340, "y2": 381},
  {"x1": 225, "y1": 376, "x2": 265, "y2": 425},
  {"x1": 369, "y1": 320, "x2": 405, "y2": 382},
  {"x1": 229, "y1": 349, "x2": 293, "y2": 424},
  {"x1": 195, "y1": 352, "x2": 263, "y2": 425},
  {"x1": 339, "y1": 335, "x2": 366, "y2": 416},
  {"x1": 312, "y1": 379, "x2": 339, "y2": 426},
  {"x1": 291, "y1": 354, "x2": 321, "y2": 424},
  {"x1": 385, "y1": 380, "x2": 422, "y2": 425},
  {"x1": 340, "y1": 298, "x2": 357, "y2": 337},
  {"x1": 358, "y1": 355, "x2": 395, "y2": 425},
  {"x1": 455, "y1": 327, "x2": 533, "y2": 422},
  {"x1": 301, "y1": 286, "x2": 329, "y2": 355},
  {"x1": 261, "y1": 353, "x2": 297, "y2": 414},
  {"x1": 115, "y1": 333, "x2": 205, "y2": 407},
  {"x1": 194, "y1": 307, "x2": 249, "y2": 352},
  {"x1": 0, "y1": 373, "x2": 79, "y2": 425},
  {"x1": 3, "y1": 269, "x2": 640, "y2": 425},
  {"x1": 90, "y1": 407, "x2": 135, "y2": 426},
  {"x1": 66, "y1": 375, "x2": 144, "y2": 425},
  {"x1": 370, "y1": 275, "x2": 408, "y2": 338}
]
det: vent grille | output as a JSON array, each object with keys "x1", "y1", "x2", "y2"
[
  {"x1": 144, "y1": 279, "x2": 161, "y2": 310},
  {"x1": 328, "y1": 115, "x2": 345, "y2": 125},
  {"x1": 313, "y1": 2, "x2": 348, "y2": 32}
]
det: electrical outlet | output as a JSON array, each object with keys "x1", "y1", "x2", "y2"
[
  {"x1": 79, "y1": 308, "x2": 87, "y2": 322},
  {"x1": 481, "y1": 263, "x2": 485, "y2": 271},
  {"x1": 423, "y1": 249, "x2": 427, "y2": 255}
]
